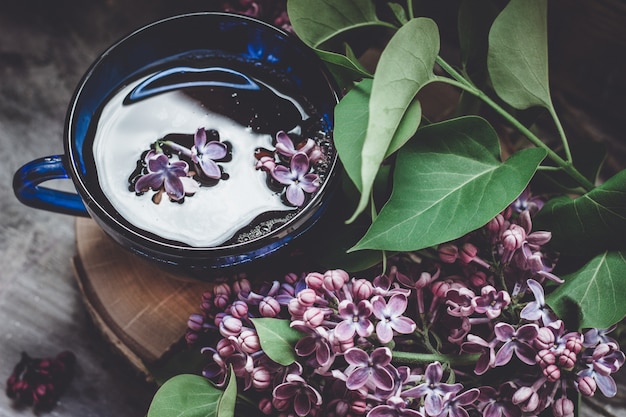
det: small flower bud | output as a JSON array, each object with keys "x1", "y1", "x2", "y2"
[
  {"x1": 239, "y1": 329, "x2": 260, "y2": 353},
  {"x1": 284, "y1": 272, "x2": 299, "y2": 285},
  {"x1": 214, "y1": 293, "x2": 231, "y2": 310},
  {"x1": 543, "y1": 364, "x2": 561, "y2": 382},
  {"x1": 185, "y1": 330, "x2": 198, "y2": 345},
  {"x1": 558, "y1": 348, "x2": 577, "y2": 370},
  {"x1": 553, "y1": 397, "x2": 575, "y2": 417},
  {"x1": 201, "y1": 290, "x2": 213, "y2": 301},
  {"x1": 487, "y1": 214, "x2": 506, "y2": 235},
  {"x1": 187, "y1": 314, "x2": 205, "y2": 332},
  {"x1": 230, "y1": 300, "x2": 249, "y2": 319},
  {"x1": 502, "y1": 225, "x2": 526, "y2": 251},
  {"x1": 303, "y1": 307, "x2": 325, "y2": 327},
  {"x1": 526, "y1": 231, "x2": 552, "y2": 246},
  {"x1": 323, "y1": 269, "x2": 349, "y2": 291},
  {"x1": 213, "y1": 282, "x2": 232, "y2": 297},
  {"x1": 258, "y1": 397, "x2": 273, "y2": 415},
  {"x1": 305, "y1": 272, "x2": 325, "y2": 290},
  {"x1": 214, "y1": 311, "x2": 227, "y2": 327},
  {"x1": 296, "y1": 288, "x2": 317, "y2": 307},
  {"x1": 216, "y1": 338, "x2": 236, "y2": 358},
  {"x1": 576, "y1": 375, "x2": 597, "y2": 396},
  {"x1": 438, "y1": 243, "x2": 458, "y2": 263},
  {"x1": 431, "y1": 280, "x2": 451, "y2": 298},
  {"x1": 288, "y1": 298, "x2": 306, "y2": 318},
  {"x1": 352, "y1": 279, "x2": 373, "y2": 300},
  {"x1": 535, "y1": 327, "x2": 556, "y2": 350},
  {"x1": 219, "y1": 315, "x2": 243, "y2": 337},
  {"x1": 565, "y1": 336, "x2": 583, "y2": 355},
  {"x1": 251, "y1": 366, "x2": 272, "y2": 390},
  {"x1": 259, "y1": 296, "x2": 281, "y2": 318},
  {"x1": 536, "y1": 349, "x2": 556, "y2": 368},
  {"x1": 470, "y1": 271, "x2": 488, "y2": 287},
  {"x1": 459, "y1": 243, "x2": 478, "y2": 264},
  {"x1": 233, "y1": 276, "x2": 252, "y2": 295}
]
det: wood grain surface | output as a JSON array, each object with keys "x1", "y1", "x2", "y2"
[
  {"x1": 74, "y1": 217, "x2": 213, "y2": 373},
  {"x1": 0, "y1": 1, "x2": 625, "y2": 417}
]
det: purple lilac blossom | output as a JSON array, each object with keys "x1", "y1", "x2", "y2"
[
  {"x1": 191, "y1": 127, "x2": 227, "y2": 179},
  {"x1": 401, "y1": 362, "x2": 463, "y2": 416},
  {"x1": 134, "y1": 150, "x2": 199, "y2": 201},
  {"x1": 271, "y1": 152, "x2": 320, "y2": 206},
  {"x1": 371, "y1": 294, "x2": 416, "y2": 344}
]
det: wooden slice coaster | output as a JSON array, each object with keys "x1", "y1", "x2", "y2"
[{"x1": 73, "y1": 217, "x2": 214, "y2": 376}]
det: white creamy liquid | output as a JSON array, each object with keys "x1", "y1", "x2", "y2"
[{"x1": 93, "y1": 76, "x2": 298, "y2": 247}]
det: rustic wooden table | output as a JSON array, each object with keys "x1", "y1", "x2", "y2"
[{"x1": 1, "y1": 1, "x2": 625, "y2": 416}]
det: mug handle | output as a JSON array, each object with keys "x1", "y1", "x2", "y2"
[{"x1": 13, "y1": 155, "x2": 89, "y2": 217}]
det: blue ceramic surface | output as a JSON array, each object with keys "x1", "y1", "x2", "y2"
[{"x1": 13, "y1": 12, "x2": 340, "y2": 273}]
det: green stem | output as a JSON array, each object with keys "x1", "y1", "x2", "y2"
[
  {"x1": 434, "y1": 56, "x2": 594, "y2": 192},
  {"x1": 392, "y1": 351, "x2": 480, "y2": 367},
  {"x1": 407, "y1": 0, "x2": 415, "y2": 19},
  {"x1": 548, "y1": 106, "x2": 573, "y2": 163}
]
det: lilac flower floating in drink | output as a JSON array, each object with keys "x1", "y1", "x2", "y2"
[
  {"x1": 271, "y1": 152, "x2": 321, "y2": 207},
  {"x1": 191, "y1": 127, "x2": 228, "y2": 179},
  {"x1": 134, "y1": 150, "x2": 199, "y2": 202}
]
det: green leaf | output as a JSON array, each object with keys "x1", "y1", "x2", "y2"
[
  {"x1": 287, "y1": 0, "x2": 387, "y2": 48},
  {"x1": 487, "y1": 0, "x2": 552, "y2": 110},
  {"x1": 335, "y1": 78, "x2": 421, "y2": 192},
  {"x1": 217, "y1": 368, "x2": 237, "y2": 417},
  {"x1": 351, "y1": 116, "x2": 547, "y2": 251},
  {"x1": 314, "y1": 46, "x2": 372, "y2": 92},
  {"x1": 387, "y1": 2, "x2": 408, "y2": 25},
  {"x1": 148, "y1": 374, "x2": 222, "y2": 417},
  {"x1": 350, "y1": 17, "x2": 439, "y2": 221},
  {"x1": 534, "y1": 169, "x2": 626, "y2": 255},
  {"x1": 546, "y1": 250, "x2": 626, "y2": 329},
  {"x1": 250, "y1": 318, "x2": 304, "y2": 366}
]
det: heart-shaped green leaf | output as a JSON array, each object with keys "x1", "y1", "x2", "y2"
[
  {"x1": 287, "y1": 0, "x2": 386, "y2": 48},
  {"x1": 251, "y1": 318, "x2": 304, "y2": 366},
  {"x1": 488, "y1": 0, "x2": 552, "y2": 110},
  {"x1": 351, "y1": 116, "x2": 546, "y2": 251},
  {"x1": 349, "y1": 17, "x2": 439, "y2": 221},
  {"x1": 148, "y1": 374, "x2": 223, "y2": 417},
  {"x1": 546, "y1": 250, "x2": 626, "y2": 329},
  {"x1": 534, "y1": 169, "x2": 626, "y2": 255}
]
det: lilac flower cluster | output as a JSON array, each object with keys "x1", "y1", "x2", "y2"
[
  {"x1": 256, "y1": 130, "x2": 323, "y2": 207},
  {"x1": 186, "y1": 190, "x2": 624, "y2": 417}
]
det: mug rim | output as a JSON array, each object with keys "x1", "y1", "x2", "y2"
[{"x1": 64, "y1": 11, "x2": 340, "y2": 256}]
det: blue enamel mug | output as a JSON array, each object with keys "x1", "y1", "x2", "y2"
[{"x1": 13, "y1": 12, "x2": 340, "y2": 273}]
